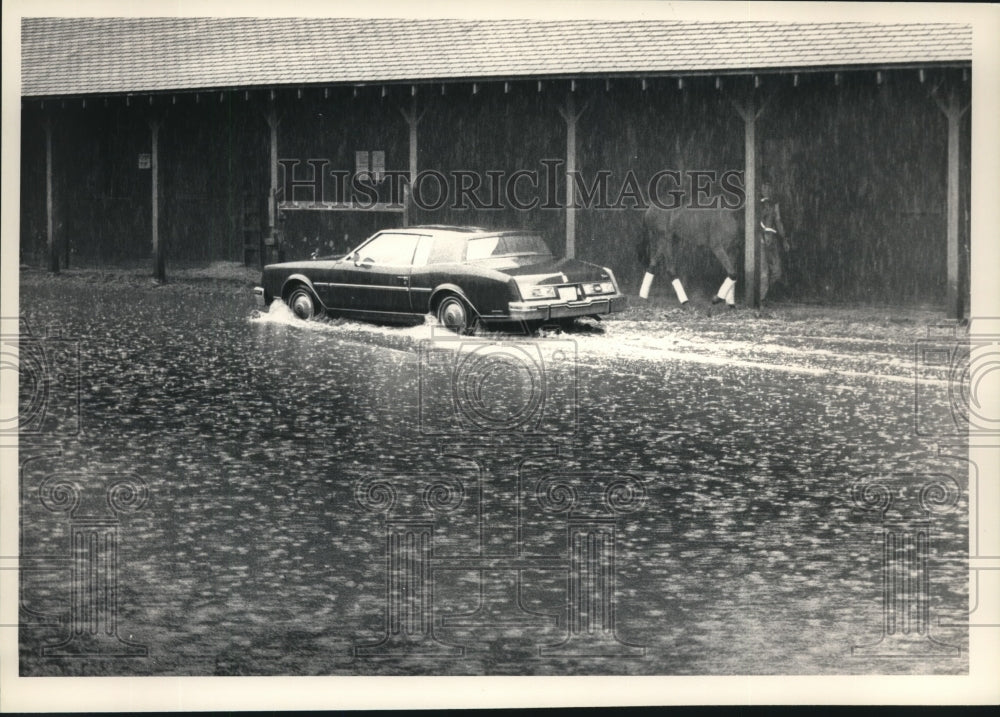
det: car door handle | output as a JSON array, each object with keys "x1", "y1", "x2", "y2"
[{"x1": 396, "y1": 275, "x2": 409, "y2": 285}]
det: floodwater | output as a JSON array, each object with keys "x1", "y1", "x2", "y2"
[{"x1": 17, "y1": 275, "x2": 968, "y2": 675}]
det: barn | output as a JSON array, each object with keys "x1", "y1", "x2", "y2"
[{"x1": 20, "y1": 17, "x2": 971, "y2": 314}]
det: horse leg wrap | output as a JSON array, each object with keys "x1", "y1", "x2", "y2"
[
  {"x1": 671, "y1": 278, "x2": 689, "y2": 304},
  {"x1": 713, "y1": 276, "x2": 735, "y2": 304},
  {"x1": 639, "y1": 272, "x2": 655, "y2": 299},
  {"x1": 725, "y1": 280, "x2": 736, "y2": 306}
]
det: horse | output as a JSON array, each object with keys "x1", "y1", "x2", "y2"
[
  {"x1": 639, "y1": 205, "x2": 741, "y2": 306},
  {"x1": 639, "y1": 191, "x2": 789, "y2": 306}
]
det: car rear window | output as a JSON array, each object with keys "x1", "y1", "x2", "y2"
[{"x1": 465, "y1": 234, "x2": 552, "y2": 261}]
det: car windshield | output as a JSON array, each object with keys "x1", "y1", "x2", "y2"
[
  {"x1": 352, "y1": 232, "x2": 420, "y2": 265},
  {"x1": 465, "y1": 234, "x2": 552, "y2": 261}
]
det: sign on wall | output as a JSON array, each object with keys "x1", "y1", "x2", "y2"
[
  {"x1": 354, "y1": 150, "x2": 385, "y2": 182},
  {"x1": 370, "y1": 151, "x2": 385, "y2": 181}
]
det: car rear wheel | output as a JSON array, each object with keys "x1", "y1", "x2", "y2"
[
  {"x1": 287, "y1": 286, "x2": 317, "y2": 320},
  {"x1": 436, "y1": 295, "x2": 472, "y2": 334}
]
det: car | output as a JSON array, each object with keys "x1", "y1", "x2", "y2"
[{"x1": 253, "y1": 225, "x2": 626, "y2": 333}]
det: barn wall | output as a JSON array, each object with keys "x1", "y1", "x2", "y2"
[
  {"x1": 20, "y1": 69, "x2": 970, "y2": 305},
  {"x1": 277, "y1": 88, "x2": 408, "y2": 258},
  {"x1": 19, "y1": 116, "x2": 46, "y2": 265},
  {"x1": 413, "y1": 83, "x2": 563, "y2": 236},
  {"x1": 158, "y1": 99, "x2": 269, "y2": 263},
  {"x1": 21, "y1": 104, "x2": 153, "y2": 266},
  {"x1": 763, "y1": 72, "x2": 964, "y2": 305},
  {"x1": 19, "y1": 99, "x2": 267, "y2": 267}
]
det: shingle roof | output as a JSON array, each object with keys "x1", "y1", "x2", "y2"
[{"x1": 21, "y1": 17, "x2": 972, "y2": 98}]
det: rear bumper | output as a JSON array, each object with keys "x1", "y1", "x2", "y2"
[
  {"x1": 508, "y1": 294, "x2": 627, "y2": 321},
  {"x1": 253, "y1": 286, "x2": 267, "y2": 308}
]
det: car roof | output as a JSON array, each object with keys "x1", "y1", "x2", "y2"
[{"x1": 395, "y1": 225, "x2": 539, "y2": 238}]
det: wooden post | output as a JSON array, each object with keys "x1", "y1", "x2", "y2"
[
  {"x1": 44, "y1": 117, "x2": 58, "y2": 274},
  {"x1": 932, "y1": 85, "x2": 970, "y2": 319},
  {"x1": 400, "y1": 96, "x2": 423, "y2": 227},
  {"x1": 406, "y1": 102, "x2": 415, "y2": 228},
  {"x1": 266, "y1": 106, "x2": 279, "y2": 250},
  {"x1": 408, "y1": 96, "x2": 418, "y2": 188},
  {"x1": 729, "y1": 83, "x2": 778, "y2": 308},
  {"x1": 732, "y1": 93, "x2": 759, "y2": 308},
  {"x1": 558, "y1": 90, "x2": 586, "y2": 259},
  {"x1": 565, "y1": 91, "x2": 577, "y2": 258},
  {"x1": 946, "y1": 93, "x2": 960, "y2": 319},
  {"x1": 744, "y1": 98, "x2": 758, "y2": 308},
  {"x1": 150, "y1": 119, "x2": 165, "y2": 282}
]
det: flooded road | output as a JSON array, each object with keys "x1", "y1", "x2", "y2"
[{"x1": 17, "y1": 274, "x2": 968, "y2": 675}]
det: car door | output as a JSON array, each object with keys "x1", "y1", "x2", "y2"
[
  {"x1": 406, "y1": 234, "x2": 436, "y2": 313},
  {"x1": 339, "y1": 231, "x2": 422, "y2": 314},
  {"x1": 310, "y1": 256, "x2": 358, "y2": 310}
]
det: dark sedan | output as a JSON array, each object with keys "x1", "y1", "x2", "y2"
[{"x1": 253, "y1": 225, "x2": 626, "y2": 332}]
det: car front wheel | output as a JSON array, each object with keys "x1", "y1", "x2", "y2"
[
  {"x1": 287, "y1": 286, "x2": 317, "y2": 320},
  {"x1": 436, "y1": 295, "x2": 472, "y2": 334}
]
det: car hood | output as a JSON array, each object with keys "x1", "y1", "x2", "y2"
[
  {"x1": 474, "y1": 257, "x2": 611, "y2": 285},
  {"x1": 262, "y1": 257, "x2": 346, "y2": 272}
]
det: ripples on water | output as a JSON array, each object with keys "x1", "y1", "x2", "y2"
[{"x1": 18, "y1": 280, "x2": 967, "y2": 675}]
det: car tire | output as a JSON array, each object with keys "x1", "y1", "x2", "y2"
[
  {"x1": 286, "y1": 285, "x2": 317, "y2": 320},
  {"x1": 436, "y1": 295, "x2": 473, "y2": 334}
]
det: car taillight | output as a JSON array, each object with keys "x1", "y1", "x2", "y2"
[{"x1": 526, "y1": 285, "x2": 559, "y2": 300}]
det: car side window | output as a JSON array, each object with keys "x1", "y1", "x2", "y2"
[
  {"x1": 356, "y1": 232, "x2": 420, "y2": 266},
  {"x1": 427, "y1": 236, "x2": 464, "y2": 264},
  {"x1": 412, "y1": 236, "x2": 433, "y2": 267}
]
